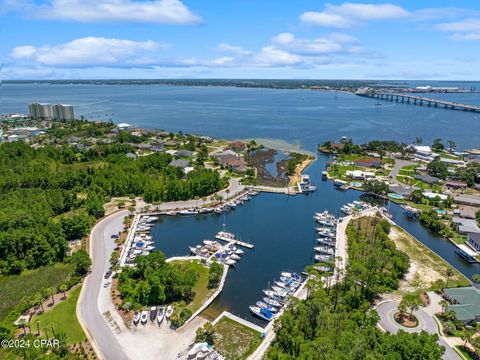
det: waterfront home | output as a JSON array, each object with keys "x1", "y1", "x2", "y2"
[
  {"x1": 467, "y1": 233, "x2": 480, "y2": 252},
  {"x1": 215, "y1": 149, "x2": 238, "y2": 158},
  {"x1": 443, "y1": 287, "x2": 480, "y2": 324},
  {"x1": 409, "y1": 145, "x2": 440, "y2": 162},
  {"x1": 117, "y1": 122, "x2": 133, "y2": 130},
  {"x1": 345, "y1": 170, "x2": 375, "y2": 180},
  {"x1": 217, "y1": 156, "x2": 248, "y2": 173},
  {"x1": 230, "y1": 140, "x2": 246, "y2": 151},
  {"x1": 452, "y1": 217, "x2": 480, "y2": 235},
  {"x1": 422, "y1": 192, "x2": 448, "y2": 201},
  {"x1": 353, "y1": 157, "x2": 383, "y2": 168}
]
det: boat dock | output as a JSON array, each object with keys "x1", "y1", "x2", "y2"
[
  {"x1": 356, "y1": 91, "x2": 480, "y2": 113},
  {"x1": 216, "y1": 234, "x2": 254, "y2": 249}
]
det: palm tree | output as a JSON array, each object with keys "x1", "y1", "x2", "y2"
[
  {"x1": 18, "y1": 318, "x2": 27, "y2": 335},
  {"x1": 440, "y1": 299, "x2": 449, "y2": 314},
  {"x1": 398, "y1": 300, "x2": 408, "y2": 320},
  {"x1": 446, "y1": 268, "x2": 454, "y2": 288},
  {"x1": 47, "y1": 287, "x2": 55, "y2": 306},
  {"x1": 34, "y1": 293, "x2": 44, "y2": 313},
  {"x1": 59, "y1": 284, "x2": 67, "y2": 300}
]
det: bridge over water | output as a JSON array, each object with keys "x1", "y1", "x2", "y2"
[{"x1": 356, "y1": 92, "x2": 480, "y2": 113}]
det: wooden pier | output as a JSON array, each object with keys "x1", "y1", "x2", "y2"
[{"x1": 356, "y1": 91, "x2": 480, "y2": 113}]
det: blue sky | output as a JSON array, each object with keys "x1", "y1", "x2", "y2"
[{"x1": 1, "y1": 0, "x2": 480, "y2": 79}]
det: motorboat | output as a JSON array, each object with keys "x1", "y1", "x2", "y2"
[
  {"x1": 256, "y1": 301, "x2": 278, "y2": 313},
  {"x1": 314, "y1": 246, "x2": 335, "y2": 255},
  {"x1": 149, "y1": 306, "x2": 157, "y2": 321},
  {"x1": 315, "y1": 254, "x2": 333, "y2": 262},
  {"x1": 230, "y1": 254, "x2": 241, "y2": 261},
  {"x1": 315, "y1": 265, "x2": 332, "y2": 273},
  {"x1": 234, "y1": 248, "x2": 244, "y2": 255},
  {"x1": 133, "y1": 311, "x2": 140, "y2": 325},
  {"x1": 166, "y1": 305, "x2": 174, "y2": 319},
  {"x1": 316, "y1": 219, "x2": 336, "y2": 227},
  {"x1": 263, "y1": 297, "x2": 282, "y2": 308},
  {"x1": 188, "y1": 343, "x2": 210, "y2": 358},
  {"x1": 274, "y1": 280, "x2": 287, "y2": 288},
  {"x1": 179, "y1": 209, "x2": 198, "y2": 215},
  {"x1": 157, "y1": 306, "x2": 165, "y2": 325},
  {"x1": 263, "y1": 289, "x2": 287, "y2": 300},
  {"x1": 225, "y1": 258, "x2": 236, "y2": 266},
  {"x1": 203, "y1": 240, "x2": 218, "y2": 246},
  {"x1": 140, "y1": 310, "x2": 148, "y2": 325},
  {"x1": 249, "y1": 306, "x2": 274, "y2": 322}
]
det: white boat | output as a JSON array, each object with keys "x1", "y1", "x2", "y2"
[
  {"x1": 263, "y1": 297, "x2": 282, "y2": 308},
  {"x1": 216, "y1": 231, "x2": 235, "y2": 240},
  {"x1": 315, "y1": 254, "x2": 333, "y2": 262},
  {"x1": 166, "y1": 305, "x2": 173, "y2": 319},
  {"x1": 225, "y1": 258, "x2": 236, "y2": 266},
  {"x1": 133, "y1": 311, "x2": 140, "y2": 325},
  {"x1": 281, "y1": 271, "x2": 293, "y2": 278},
  {"x1": 234, "y1": 249, "x2": 244, "y2": 255},
  {"x1": 249, "y1": 306, "x2": 274, "y2": 321},
  {"x1": 157, "y1": 306, "x2": 165, "y2": 325},
  {"x1": 149, "y1": 306, "x2": 157, "y2": 321},
  {"x1": 230, "y1": 254, "x2": 241, "y2": 260},
  {"x1": 256, "y1": 301, "x2": 279, "y2": 313},
  {"x1": 179, "y1": 209, "x2": 198, "y2": 215},
  {"x1": 188, "y1": 343, "x2": 210, "y2": 357},
  {"x1": 314, "y1": 246, "x2": 335, "y2": 255},
  {"x1": 263, "y1": 289, "x2": 287, "y2": 300},
  {"x1": 274, "y1": 280, "x2": 287, "y2": 288},
  {"x1": 140, "y1": 310, "x2": 148, "y2": 324}
]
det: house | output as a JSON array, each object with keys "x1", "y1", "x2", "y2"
[
  {"x1": 330, "y1": 143, "x2": 344, "y2": 152},
  {"x1": 117, "y1": 123, "x2": 133, "y2": 130},
  {"x1": 230, "y1": 141, "x2": 246, "y2": 152},
  {"x1": 452, "y1": 217, "x2": 480, "y2": 235},
  {"x1": 467, "y1": 233, "x2": 480, "y2": 252},
  {"x1": 410, "y1": 145, "x2": 440, "y2": 162},
  {"x1": 414, "y1": 174, "x2": 441, "y2": 185},
  {"x1": 353, "y1": 157, "x2": 383, "y2": 168},
  {"x1": 215, "y1": 150, "x2": 238, "y2": 158},
  {"x1": 453, "y1": 195, "x2": 480, "y2": 207},
  {"x1": 346, "y1": 170, "x2": 375, "y2": 180},
  {"x1": 163, "y1": 139, "x2": 179, "y2": 147},
  {"x1": 169, "y1": 159, "x2": 190, "y2": 169},
  {"x1": 126, "y1": 152, "x2": 137, "y2": 159},
  {"x1": 443, "y1": 287, "x2": 480, "y2": 324},
  {"x1": 422, "y1": 192, "x2": 448, "y2": 201},
  {"x1": 176, "y1": 149, "x2": 194, "y2": 158},
  {"x1": 445, "y1": 181, "x2": 468, "y2": 190},
  {"x1": 151, "y1": 145, "x2": 165, "y2": 153},
  {"x1": 217, "y1": 156, "x2": 248, "y2": 173}
]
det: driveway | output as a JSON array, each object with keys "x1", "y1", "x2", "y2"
[
  {"x1": 390, "y1": 158, "x2": 416, "y2": 185},
  {"x1": 377, "y1": 301, "x2": 460, "y2": 360},
  {"x1": 78, "y1": 210, "x2": 129, "y2": 360}
]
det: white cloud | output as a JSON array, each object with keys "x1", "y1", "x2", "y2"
[
  {"x1": 300, "y1": 2, "x2": 409, "y2": 28},
  {"x1": 4, "y1": 0, "x2": 201, "y2": 24},
  {"x1": 437, "y1": 19, "x2": 480, "y2": 32},
  {"x1": 10, "y1": 37, "x2": 166, "y2": 67},
  {"x1": 218, "y1": 43, "x2": 251, "y2": 56},
  {"x1": 251, "y1": 46, "x2": 302, "y2": 67},
  {"x1": 450, "y1": 33, "x2": 480, "y2": 41}
]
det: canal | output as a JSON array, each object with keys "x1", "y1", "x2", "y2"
[{"x1": 152, "y1": 155, "x2": 479, "y2": 326}]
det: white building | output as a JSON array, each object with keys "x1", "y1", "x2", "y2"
[{"x1": 29, "y1": 103, "x2": 74, "y2": 121}]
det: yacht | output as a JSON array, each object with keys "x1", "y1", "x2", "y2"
[
  {"x1": 314, "y1": 246, "x2": 335, "y2": 255},
  {"x1": 179, "y1": 209, "x2": 198, "y2": 215},
  {"x1": 256, "y1": 301, "x2": 278, "y2": 313},
  {"x1": 298, "y1": 174, "x2": 316, "y2": 193},
  {"x1": 315, "y1": 254, "x2": 333, "y2": 262},
  {"x1": 140, "y1": 311, "x2": 148, "y2": 325},
  {"x1": 263, "y1": 297, "x2": 282, "y2": 308},
  {"x1": 249, "y1": 306, "x2": 274, "y2": 322},
  {"x1": 149, "y1": 306, "x2": 157, "y2": 322}
]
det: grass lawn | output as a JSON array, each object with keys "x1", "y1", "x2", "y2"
[
  {"x1": 35, "y1": 286, "x2": 86, "y2": 344},
  {"x1": 170, "y1": 259, "x2": 216, "y2": 313},
  {"x1": 213, "y1": 316, "x2": 263, "y2": 360},
  {"x1": 456, "y1": 345, "x2": 476, "y2": 360},
  {"x1": 0, "y1": 263, "x2": 74, "y2": 321}
]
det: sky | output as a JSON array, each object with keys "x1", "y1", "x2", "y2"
[{"x1": 1, "y1": 0, "x2": 480, "y2": 80}]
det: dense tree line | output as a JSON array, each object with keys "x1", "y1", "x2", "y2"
[
  {"x1": 266, "y1": 216, "x2": 444, "y2": 359},
  {"x1": 0, "y1": 140, "x2": 225, "y2": 274},
  {"x1": 319, "y1": 139, "x2": 412, "y2": 157},
  {"x1": 117, "y1": 251, "x2": 197, "y2": 307}
]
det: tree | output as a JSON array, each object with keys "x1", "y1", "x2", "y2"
[
  {"x1": 472, "y1": 274, "x2": 480, "y2": 284},
  {"x1": 432, "y1": 138, "x2": 444, "y2": 152},
  {"x1": 47, "y1": 287, "x2": 55, "y2": 305},
  {"x1": 445, "y1": 268, "x2": 455, "y2": 288},
  {"x1": 439, "y1": 299, "x2": 449, "y2": 315},
  {"x1": 427, "y1": 159, "x2": 448, "y2": 179},
  {"x1": 59, "y1": 284, "x2": 68, "y2": 300},
  {"x1": 195, "y1": 322, "x2": 216, "y2": 345},
  {"x1": 33, "y1": 293, "x2": 44, "y2": 313},
  {"x1": 363, "y1": 180, "x2": 389, "y2": 196},
  {"x1": 208, "y1": 261, "x2": 223, "y2": 289},
  {"x1": 410, "y1": 189, "x2": 424, "y2": 204},
  {"x1": 70, "y1": 249, "x2": 92, "y2": 276},
  {"x1": 447, "y1": 140, "x2": 456, "y2": 153}
]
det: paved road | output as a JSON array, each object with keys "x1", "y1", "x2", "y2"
[
  {"x1": 377, "y1": 301, "x2": 460, "y2": 360},
  {"x1": 78, "y1": 210, "x2": 129, "y2": 360},
  {"x1": 390, "y1": 158, "x2": 416, "y2": 185}
]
